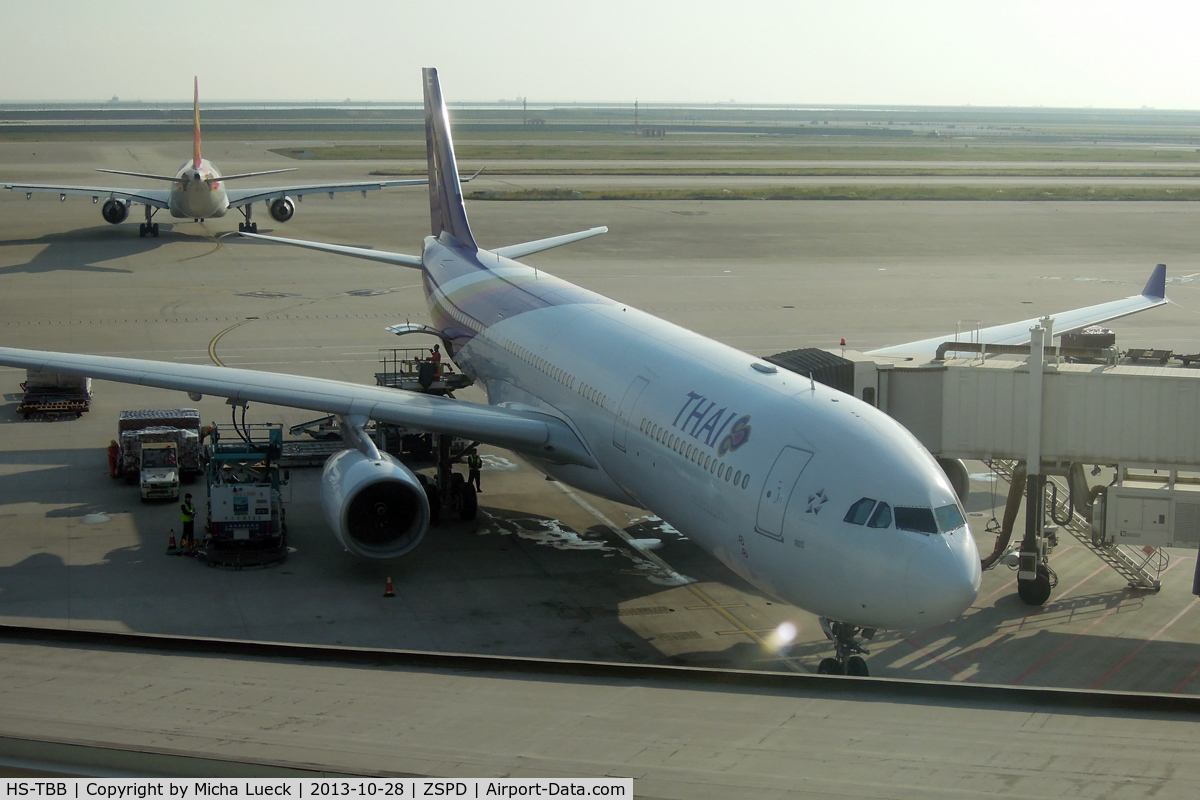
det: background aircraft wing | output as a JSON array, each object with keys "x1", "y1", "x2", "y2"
[
  {"x1": 867, "y1": 264, "x2": 1167, "y2": 357},
  {"x1": 4, "y1": 183, "x2": 170, "y2": 209},
  {"x1": 225, "y1": 178, "x2": 429, "y2": 208},
  {"x1": 0, "y1": 347, "x2": 593, "y2": 467}
]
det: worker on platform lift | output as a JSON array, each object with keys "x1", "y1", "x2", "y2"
[{"x1": 429, "y1": 344, "x2": 443, "y2": 376}]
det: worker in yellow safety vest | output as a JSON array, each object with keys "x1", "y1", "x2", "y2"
[
  {"x1": 467, "y1": 450, "x2": 483, "y2": 493},
  {"x1": 180, "y1": 493, "x2": 197, "y2": 549}
]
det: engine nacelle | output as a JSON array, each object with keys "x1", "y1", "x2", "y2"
[
  {"x1": 936, "y1": 457, "x2": 970, "y2": 503},
  {"x1": 320, "y1": 448, "x2": 430, "y2": 558},
  {"x1": 101, "y1": 198, "x2": 129, "y2": 224},
  {"x1": 269, "y1": 197, "x2": 296, "y2": 222}
]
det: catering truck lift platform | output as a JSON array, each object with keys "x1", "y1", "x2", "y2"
[{"x1": 201, "y1": 423, "x2": 288, "y2": 568}]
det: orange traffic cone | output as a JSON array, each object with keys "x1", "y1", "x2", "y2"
[
  {"x1": 167, "y1": 529, "x2": 178, "y2": 554},
  {"x1": 383, "y1": 577, "x2": 395, "y2": 598}
]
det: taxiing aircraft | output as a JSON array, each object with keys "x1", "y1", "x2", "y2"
[
  {"x1": 3, "y1": 78, "x2": 436, "y2": 237},
  {"x1": 0, "y1": 69, "x2": 1170, "y2": 675}
]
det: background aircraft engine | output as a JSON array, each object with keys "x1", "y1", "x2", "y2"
[
  {"x1": 101, "y1": 198, "x2": 129, "y2": 224},
  {"x1": 320, "y1": 449, "x2": 430, "y2": 558},
  {"x1": 269, "y1": 197, "x2": 296, "y2": 222}
]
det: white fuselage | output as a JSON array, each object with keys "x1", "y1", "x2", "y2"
[
  {"x1": 168, "y1": 159, "x2": 229, "y2": 219},
  {"x1": 427, "y1": 239, "x2": 981, "y2": 631}
]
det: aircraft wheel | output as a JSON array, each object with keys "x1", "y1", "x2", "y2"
[
  {"x1": 152, "y1": 223, "x2": 160, "y2": 237},
  {"x1": 250, "y1": 222, "x2": 258, "y2": 233},
  {"x1": 458, "y1": 483, "x2": 478, "y2": 521},
  {"x1": 817, "y1": 657, "x2": 844, "y2": 675},
  {"x1": 1017, "y1": 565, "x2": 1053, "y2": 606},
  {"x1": 138, "y1": 223, "x2": 147, "y2": 237},
  {"x1": 846, "y1": 656, "x2": 869, "y2": 677}
]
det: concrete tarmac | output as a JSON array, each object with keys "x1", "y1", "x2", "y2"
[{"x1": 3, "y1": 137, "x2": 1200, "y2": 785}]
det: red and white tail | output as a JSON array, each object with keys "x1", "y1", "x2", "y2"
[{"x1": 192, "y1": 76, "x2": 201, "y2": 169}]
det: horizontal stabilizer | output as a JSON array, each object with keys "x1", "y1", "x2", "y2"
[
  {"x1": 213, "y1": 168, "x2": 298, "y2": 181},
  {"x1": 868, "y1": 263, "x2": 1170, "y2": 357},
  {"x1": 492, "y1": 226, "x2": 609, "y2": 260},
  {"x1": 239, "y1": 231, "x2": 423, "y2": 268},
  {"x1": 96, "y1": 169, "x2": 183, "y2": 182}
]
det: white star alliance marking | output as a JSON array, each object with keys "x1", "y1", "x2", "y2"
[{"x1": 806, "y1": 489, "x2": 828, "y2": 515}]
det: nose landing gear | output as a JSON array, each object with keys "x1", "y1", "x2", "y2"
[{"x1": 817, "y1": 618, "x2": 875, "y2": 676}]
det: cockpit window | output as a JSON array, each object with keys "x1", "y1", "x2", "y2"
[
  {"x1": 844, "y1": 498, "x2": 876, "y2": 525},
  {"x1": 935, "y1": 504, "x2": 966, "y2": 532},
  {"x1": 867, "y1": 502, "x2": 892, "y2": 529},
  {"x1": 894, "y1": 506, "x2": 938, "y2": 534}
]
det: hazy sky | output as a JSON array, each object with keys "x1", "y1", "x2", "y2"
[{"x1": 2, "y1": 1, "x2": 1196, "y2": 108}]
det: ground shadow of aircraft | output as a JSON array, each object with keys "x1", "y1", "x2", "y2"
[{"x1": 0, "y1": 224, "x2": 221, "y2": 276}]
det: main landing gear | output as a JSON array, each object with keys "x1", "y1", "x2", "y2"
[
  {"x1": 138, "y1": 204, "x2": 160, "y2": 238},
  {"x1": 237, "y1": 204, "x2": 258, "y2": 233},
  {"x1": 816, "y1": 618, "x2": 875, "y2": 677}
]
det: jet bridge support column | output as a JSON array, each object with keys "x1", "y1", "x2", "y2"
[{"x1": 1018, "y1": 320, "x2": 1054, "y2": 605}]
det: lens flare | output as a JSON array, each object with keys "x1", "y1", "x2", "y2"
[{"x1": 766, "y1": 621, "x2": 798, "y2": 652}]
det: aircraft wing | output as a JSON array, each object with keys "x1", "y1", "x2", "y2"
[
  {"x1": 225, "y1": 178, "x2": 429, "y2": 208},
  {"x1": 0, "y1": 347, "x2": 594, "y2": 467},
  {"x1": 867, "y1": 264, "x2": 1168, "y2": 357},
  {"x1": 4, "y1": 183, "x2": 170, "y2": 209}
]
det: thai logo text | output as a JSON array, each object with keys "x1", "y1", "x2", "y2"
[{"x1": 673, "y1": 391, "x2": 751, "y2": 455}]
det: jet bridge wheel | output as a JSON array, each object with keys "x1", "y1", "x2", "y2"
[{"x1": 1017, "y1": 564, "x2": 1054, "y2": 606}]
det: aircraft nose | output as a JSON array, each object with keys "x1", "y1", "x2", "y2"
[{"x1": 904, "y1": 527, "x2": 980, "y2": 626}]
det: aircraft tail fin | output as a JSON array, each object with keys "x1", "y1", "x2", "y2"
[
  {"x1": 193, "y1": 76, "x2": 201, "y2": 169},
  {"x1": 423, "y1": 68, "x2": 476, "y2": 250}
]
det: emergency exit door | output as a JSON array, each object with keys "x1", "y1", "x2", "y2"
[
  {"x1": 755, "y1": 446, "x2": 814, "y2": 540},
  {"x1": 613, "y1": 376, "x2": 649, "y2": 452}
]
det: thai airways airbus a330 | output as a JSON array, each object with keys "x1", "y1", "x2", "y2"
[
  {"x1": 0, "y1": 69, "x2": 1168, "y2": 674},
  {"x1": 3, "y1": 78, "x2": 438, "y2": 237}
]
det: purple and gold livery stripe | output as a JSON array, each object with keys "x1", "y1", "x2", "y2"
[{"x1": 421, "y1": 251, "x2": 615, "y2": 349}]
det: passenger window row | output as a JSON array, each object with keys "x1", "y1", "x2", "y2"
[
  {"x1": 843, "y1": 497, "x2": 965, "y2": 535},
  {"x1": 579, "y1": 382, "x2": 607, "y2": 409},
  {"x1": 500, "y1": 337, "x2": 575, "y2": 390},
  {"x1": 639, "y1": 418, "x2": 750, "y2": 490}
]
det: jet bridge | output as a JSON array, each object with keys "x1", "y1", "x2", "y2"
[{"x1": 772, "y1": 323, "x2": 1200, "y2": 605}]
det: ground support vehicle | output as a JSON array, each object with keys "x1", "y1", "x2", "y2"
[
  {"x1": 18, "y1": 370, "x2": 91, "y2": 419},
  {"x1": 138, "y1": 441, "x2": 180, "y2": 501},
  {"x1": 201, "y1": 423, "x2": 288, "y2": 568}
]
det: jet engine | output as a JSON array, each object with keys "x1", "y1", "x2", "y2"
[
  {"x1": 319, "y1": 448, "x2": 430, "y2": 558},
  {"x1": 936, "y1": 457, "x2": 970, "y2": 503},
  {"x1": 101, "y1": 198, "x2": 129, "y2": 224},
  {"x1": 269, "y1": 197, "x2": 296, "y2": 222}
]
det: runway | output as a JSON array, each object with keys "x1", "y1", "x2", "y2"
[{"x1": 2, "y1": 136, "x2": 1200, "y2": 788}]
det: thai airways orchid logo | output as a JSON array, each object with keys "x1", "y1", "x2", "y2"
[{"x1": 717, "y1": 415, "x2": 752, "y2": 456}]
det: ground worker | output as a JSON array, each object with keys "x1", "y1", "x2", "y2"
[
  {"x1": 180, "y1": 493, "x2": 197, "y2": 550},
  {"x1": 107, "y1": 440, "x2": 120, "y2": 478},
  {"x1": 429, "y1": 344, "x2": 443, "y2": 377},
  {"x1": 467, "y1": 450, "x2": 483, "y2": 493}
]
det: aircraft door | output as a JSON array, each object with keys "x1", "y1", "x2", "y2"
[
  {"x1": 755, "y1": 446, "x2": 814, "y2": 541},
  {"x1": 613, "y1": 376, "x2": 649, "y2": 452}
]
